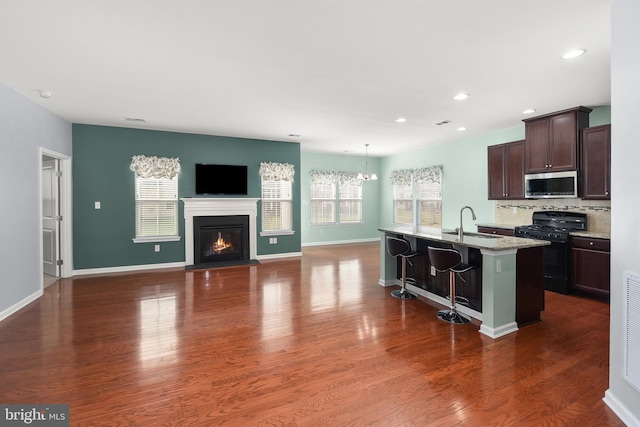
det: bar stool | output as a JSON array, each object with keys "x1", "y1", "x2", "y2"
[
  {"x1": 427, "y1": 246, "x2": 475, "y2": 324},
  {"x1": 386, "y1": 235, "x2": 420, "y2": 300}
]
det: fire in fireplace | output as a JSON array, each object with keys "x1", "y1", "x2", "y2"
[{"x1": 193, "y1": 215, "x2": 250, "y2": 267}]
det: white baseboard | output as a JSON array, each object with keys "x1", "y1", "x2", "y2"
[
  {"x1": 257, "y1": 252, "x2": 303, "y2": 261},
  {"x1": 301, "y1": 237, "x2": 380, "y2": 247},
  {"x1": 603, "y1": 389, "x2": 640, "y2": 427},
  {"x1": 479, "y1": 322, "x2": 519, "y2": 339},
  {"x1": 0, "y1": 289, "x2": 43, "y2": 322},
  {"x1": 379, "y1": 279, "x2": 398, "y2": 287},
  {"x1": 73, "y1": 261, "x2": 186, "y2": 276}
]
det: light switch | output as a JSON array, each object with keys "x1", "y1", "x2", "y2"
[{"x1": 95, "y1": 201, "x2": 101, "y2": 209}]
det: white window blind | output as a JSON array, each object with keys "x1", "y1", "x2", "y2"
[
  {"x1": 261, "y1": 180, "x2": 293, "y2": 233},
  {"x1": 135, "y1": 176, "x2": 179, "y2": 239}
]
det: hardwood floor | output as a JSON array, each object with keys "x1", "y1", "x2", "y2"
[{"x1": 0, "y1": 242, "x2": 623, "y2": 426}]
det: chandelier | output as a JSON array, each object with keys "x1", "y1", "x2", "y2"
[{"x1": 357, "y1": 144, "x2": 378, "y2": 181}]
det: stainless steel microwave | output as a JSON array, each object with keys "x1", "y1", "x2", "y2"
[{"x1": 524, "y1": 171, "x2": 579, "y2": 198}]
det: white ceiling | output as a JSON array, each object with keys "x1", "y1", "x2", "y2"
[{"x1": 0, "y1": 1, "x2": 611, "y2": 157}]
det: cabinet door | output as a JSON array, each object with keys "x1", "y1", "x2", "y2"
[
  {"x1": 571, "y1": 248, "x2": 610, "y2": 296},
  {"x1": 582, "y1": 125, "x2": 611, "y2": 199},
  {"x1": 525, "y1": 118, "x2": 550, "y2": 173},
  {"x1": 487, "y1": 144, "x2": 506, "y2": 199},
  {"x1": 549, "y1": 111, "x2": 578, "y2": 171},
  {"x1": 505, "y1": 140, "x2": 525, "y2": 199}
]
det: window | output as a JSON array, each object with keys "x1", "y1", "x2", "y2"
[
  {"x1": 261, "y1": 179, "x2": 293, "y2": 233},
  {"x1": 310, "y1": 180, "x2": 336, "y2": 224},
  {"x1": 416, "y1": 169, "x2": 442, "y2": 228},
  {"x1": 391, "y1": 166, "x2": 442, "y2": 228},
  {"x1": 338, "y1": 181, "x2": 362, "y2": 223},
  {"x1": 260, "y1": 162, "x2": 295, "y2": 235},
  {"x1": 130, "y1": 155, "x2": 181, "y2": 243},
  {"x1": 310, "y1": 171, "x2": 362, "y2": 225},
  {"x1": 393, "y1": 183, "x2": 414, "y2": 225}
]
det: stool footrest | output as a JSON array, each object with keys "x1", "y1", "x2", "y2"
[
  {"x1": 391, "y1": 289, "x2": 418, "y2": 300},
  {"x1": 437, "y1": 309, "x2": 471, "y2": 324}
]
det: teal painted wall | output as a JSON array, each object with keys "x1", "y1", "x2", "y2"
[
  {"x1": 73, "y1": 125, "x2": 301, "y2": 269},
  {"x1": 300, "y1": 152, "x2": 381, "y2": 245},
  {"x1": 379, "y1": 106, "x2": 611, "y2": 229}
]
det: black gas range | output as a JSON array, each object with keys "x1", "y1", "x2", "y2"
[{"x1": 515, "y1": 211, "x2": 587, "y2": 294}]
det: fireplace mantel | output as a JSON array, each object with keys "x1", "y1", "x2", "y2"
[{"x1": 181, "y1": 198, "x2": 259, "y2": 266}]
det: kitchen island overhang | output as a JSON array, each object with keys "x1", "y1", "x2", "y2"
[{"x1": 379, "y1": 225, "x2": 550, "y2": 339}]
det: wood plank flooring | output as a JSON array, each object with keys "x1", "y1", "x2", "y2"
[{"x1": 0, "y1": 242, "x2": 623, "y2": 426}]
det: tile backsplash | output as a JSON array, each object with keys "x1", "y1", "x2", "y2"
[{"x1": 494, "y1": 199, "x2": 611, "y2": 233}]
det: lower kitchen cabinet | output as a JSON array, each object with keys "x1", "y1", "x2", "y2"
[{"x1": 570, "y1": 236, "x2": 610, "y2": 297}]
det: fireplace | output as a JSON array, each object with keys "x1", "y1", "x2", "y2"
[
  {"x1": 181, "y1": 198, "x2": 260, "y2": 268},
  {"x1": 194, "y1": 215, "x2": 249, "y2": 265}
]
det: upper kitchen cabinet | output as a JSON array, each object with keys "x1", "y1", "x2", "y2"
[
  {"x1": 581, "y1": 124, "x2": 611, "y2": 200},
  {"x1": 523, "y1": 107, "x2": 591, "y2": 173},
  {"x1": 488, "y1": 140, "x2": 525, "y2": 199}
]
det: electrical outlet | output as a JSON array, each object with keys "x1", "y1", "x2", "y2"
[
  {"x1": 431, "y1": 266, "x2": 436, "y2": 276},
  {"x1": 154, "y1": 244, "x2": 160, "y2": 252},
  {"x1": 95, "y1": 201, "x2": 101, "y2": 209},
  {"x1": 496, "y1": 259, "x2": 502, "y2": 273},
  {"x1": 513, "y1": 207, "x2": 518, "y2": 214}
]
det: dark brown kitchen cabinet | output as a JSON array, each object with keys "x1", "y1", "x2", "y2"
[
  {"x1": 487, "y1": 140, "x2": 525, "y2": 199},
  {"x1": 477, "y1": 226, "x2": 514, "y2": 237},
  {"x1": 570, "y1": 236, "x2": 610, "y2": 297},
  {"x1": 581, "y1": 124, "x2": 611, "y2": 200},
  {"x1": 523, "y1": 107, "x2": 591, "y2": 173}
]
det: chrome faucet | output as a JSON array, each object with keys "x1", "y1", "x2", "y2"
[{"x1": 458, "y1": 206, "x2": 477, "y2": 240}]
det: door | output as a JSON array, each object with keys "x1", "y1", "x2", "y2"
[{"x1": 42, "y1": 157, "x2": 60, "y2": 277}]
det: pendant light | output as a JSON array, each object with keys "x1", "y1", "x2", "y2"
[{"x1": 357, "y1": 144, "x2": 378, "y2": 181}]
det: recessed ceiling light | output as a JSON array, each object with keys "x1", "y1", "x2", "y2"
[
  {"x1": 395, "y1": 117, "x2": 407, "y2": 123},
  {"x1": 38, "y1": 89, "x2": 52, "y2": 99},
  {"x1": 457, "y1": 127, "x2": 467, "y2": 131},
  {"x1": 523, "y1": 108, "x2": 537, "y2": 114},
  {"x1": 453, "y1": 93, "x2": 469, "y2": 101},
  {"x1": 124, "y1": 117, "x2": 146, "y2": 123},
  {"x1": 562, "y1": 49, "x2": 586, "y2": 59}
]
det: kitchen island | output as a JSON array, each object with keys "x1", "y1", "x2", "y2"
[{"x1": 379, "y1": 225, "x2": 550, "y2": 338}]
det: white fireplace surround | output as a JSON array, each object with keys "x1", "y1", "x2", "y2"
[{"x1": 182, "y1": 198, "x2": 259, "y2": 266}]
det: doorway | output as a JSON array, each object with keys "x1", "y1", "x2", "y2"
[{"x1": 40, "y1": 149, "x2": 72, "y2": 288}]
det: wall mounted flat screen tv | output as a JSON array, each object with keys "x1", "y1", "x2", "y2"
[{"x1": 195, "y1": 164, "x2": 248, "y2": 195}]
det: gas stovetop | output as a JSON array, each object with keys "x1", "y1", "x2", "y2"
[{"x1": 514, "y1": 211, "x2": 587, "y2": 243}]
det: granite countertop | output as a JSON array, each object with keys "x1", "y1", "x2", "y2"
[
  {"x1": 569, "y1": 231, "x2": 611, "y2": 240},
  {"x1": 379, "y1": 225, "x2": 550, "y2": 252}
]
